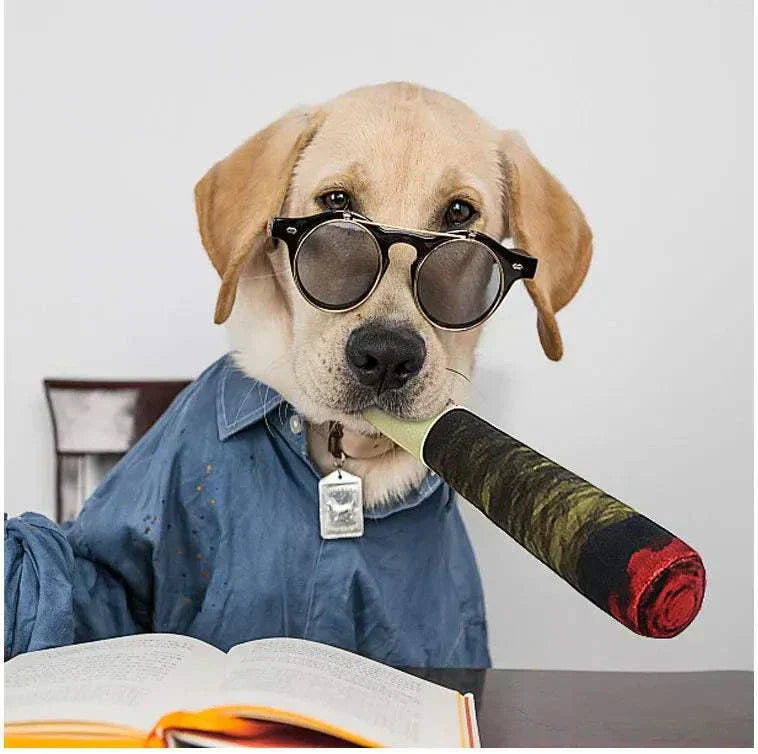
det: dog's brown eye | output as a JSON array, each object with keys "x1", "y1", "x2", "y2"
[
  {"x1": 445, "y1": 199, "x2": 477, "y2": 228},
  {"x1": 320, "y1": 190, "x2": 352, "y2": 211}
]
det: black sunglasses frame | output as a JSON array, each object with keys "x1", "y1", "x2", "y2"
[{"x1": 268, "y1": 210, "x2": 538, "y2": 331}]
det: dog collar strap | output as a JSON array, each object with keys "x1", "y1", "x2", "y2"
[{"x1": 326, "y1": 421, "x2": 395, "y2": 463}]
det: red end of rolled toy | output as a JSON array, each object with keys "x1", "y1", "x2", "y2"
[{"x1": 609, "y1": 539, "x2": 706, "y2": 638}]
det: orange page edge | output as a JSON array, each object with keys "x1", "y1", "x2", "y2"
[
  {"x1": 5, "y1": 694, "x2": 474, "y2": 748},
  {"x1": 147, "y1": 705, "x2": 383, "y2": 747}
]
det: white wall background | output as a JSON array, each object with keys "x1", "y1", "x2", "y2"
[{"x1": 5, "y1": 0, "x2": 753, "y2": 671}]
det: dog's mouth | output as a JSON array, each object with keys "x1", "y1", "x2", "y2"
[
  {"x1": 338, "y1": 385, "x2": 417, "y2": 420},
  {"x1": 322, "y1": 380, "x2": 451, "y2": 430},
  {"x1": 295, "y1": 362, "x2": 441, "y2": 432}
]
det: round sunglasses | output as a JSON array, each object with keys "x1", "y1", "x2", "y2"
[{"x1": 268, "y1": 210, "x2": 538, "y2": 331}]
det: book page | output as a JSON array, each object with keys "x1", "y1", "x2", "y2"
[
  {"x1": 218, "y1": 638, "x2": 465, "y2": 747},
  {"x1": 5, "y1": 633, "x2": 226, "y2": 732}
]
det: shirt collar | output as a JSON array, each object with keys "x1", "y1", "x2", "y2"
[{"x1": 216, "y1": 357, "x2": 284, "y2": 441}]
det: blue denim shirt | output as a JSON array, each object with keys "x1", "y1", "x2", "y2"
[{"x1": 5, "y1": 355, "x2": 489, "y2": 666}]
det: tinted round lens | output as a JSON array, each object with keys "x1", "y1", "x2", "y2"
[
  {"x1": 416, "y1": 239, "x2": 502, "y2": 327},
  {"x1": 295, "y1": 221, "x2": 381, "y2": 308}
]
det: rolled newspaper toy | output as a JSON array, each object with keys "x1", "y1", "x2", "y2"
[{"x1": 363, "y1": 405, "x2": 705, "y2": 638}]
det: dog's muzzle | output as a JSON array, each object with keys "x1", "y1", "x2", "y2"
[{"x1": 345, "y1": 322, "x2": 426, "y2": 395}]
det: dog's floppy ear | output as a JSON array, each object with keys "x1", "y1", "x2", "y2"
[
  {"x1": 500, "y1": 131, "x2": 592, "y2": 361},
  {"x1": 195, "y1": 107, "x2": 324, "y2": 324}
]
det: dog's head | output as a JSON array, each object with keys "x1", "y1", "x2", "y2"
[{"x1": 195, "y1": 83, "x2": 591, "y2": 433}]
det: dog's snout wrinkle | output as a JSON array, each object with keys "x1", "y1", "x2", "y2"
[{"x1": 346, "y1": 323, "x2": 426, "y2": 394}]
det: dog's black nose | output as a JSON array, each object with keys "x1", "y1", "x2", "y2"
[{"x1": 346, "y1": 323, "x2": 426, "y2": 393}]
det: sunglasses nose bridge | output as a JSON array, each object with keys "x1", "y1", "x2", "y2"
[
  {"x1": 363, "y1": 240, "x2": 417, "y2": 306},
  {"x1": 380, "y1": 240, "x2": 418, "y2": 290},
  {"x1": 385, "y1": 239, "x2": 419, "y2": 270}
]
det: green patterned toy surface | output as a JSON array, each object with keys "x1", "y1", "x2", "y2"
[{"x1": 364, "y1": 405, "x2": 705, "y2": 638}]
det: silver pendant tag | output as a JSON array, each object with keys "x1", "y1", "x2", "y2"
[{"x1": 319, "y1": 468, "x2": 363, "y2": 539}]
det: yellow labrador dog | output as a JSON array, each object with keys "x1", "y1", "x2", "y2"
[
  {"x1": 4, "y1": 82, "x2": 593, "y2": 669},
  {"x1": 196, "y1": 82, "x2": 591, "y2": 508}
]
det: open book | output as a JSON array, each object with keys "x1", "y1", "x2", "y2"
[{"x1": 4, "y1": 634, "x2": 479, "y2": 747}]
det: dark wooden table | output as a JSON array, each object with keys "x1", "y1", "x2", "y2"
[{"x1": 405, "y1": 668, "x2": 753, "y2": 747}]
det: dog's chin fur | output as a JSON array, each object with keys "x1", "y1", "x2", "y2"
[{"x1": 226, "y1": 266, "x2": 471, "y2": 508}]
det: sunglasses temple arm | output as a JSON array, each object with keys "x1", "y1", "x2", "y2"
[{"x1": 516, "y1": 254, "x2": 538, "y2": 280}]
